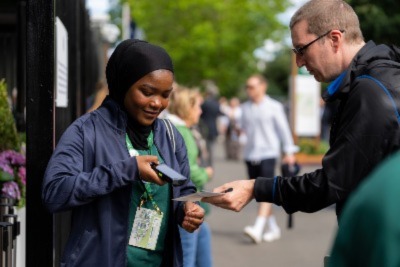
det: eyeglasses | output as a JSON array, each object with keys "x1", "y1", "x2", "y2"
[{"x1": 292, "y1": 30, "x2": 344, "y2": 56}]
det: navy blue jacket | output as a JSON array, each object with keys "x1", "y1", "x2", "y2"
[{"x1": 42, "y1": 97, "x2": 196, "y2": 266}]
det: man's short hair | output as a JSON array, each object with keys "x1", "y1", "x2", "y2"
[
  {"x1": 290, "y1": 0, "x2": 364, "y2": 44},
  {"x1": 249, "y1": 74, "x2": 268, "y2": 85}
]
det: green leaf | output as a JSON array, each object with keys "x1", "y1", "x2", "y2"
[{"x1": 0, "y1": 170, "x2": 14, "y2": 182}]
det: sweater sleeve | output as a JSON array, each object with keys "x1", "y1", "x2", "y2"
[
  {"x1": 176, "y1": 126, "x2": 208, "y2": 189},
  {"x1": 171, "y1": 125, "x2": 198, "y2": 226}
]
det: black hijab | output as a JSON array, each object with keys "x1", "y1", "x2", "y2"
[{"x1": 105, "y1": 39, "x2": 174, "y2": 149}]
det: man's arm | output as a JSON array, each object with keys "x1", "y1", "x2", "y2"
[{"x1": 255, "y1": 169, "x2": 334, "y2": 214}]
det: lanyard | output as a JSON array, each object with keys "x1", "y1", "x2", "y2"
[
  {"x1": 126, "y1": 132, "x2": 162, "y2": 215},
  {"x1": 125, "y1": 131, "x2": 156, "y2": 156}
]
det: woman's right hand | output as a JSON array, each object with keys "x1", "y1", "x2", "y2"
[{"x1": 135, "y1": 155, "x2": 166, "y2": 185}]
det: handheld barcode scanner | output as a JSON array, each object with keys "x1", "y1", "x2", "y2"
[{"x1": 150, "y1": 162, "x2": 187, "y2": 186}]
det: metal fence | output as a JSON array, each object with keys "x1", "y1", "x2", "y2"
[
  {"x1": 0, "y1": 197, "x2": 20, "y2": 267},
  {"x1": 1, "y1": 0, "x2": 105, "y2": 266}
]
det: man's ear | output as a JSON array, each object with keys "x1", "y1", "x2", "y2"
[{"x1": 330, "y1": 30, "x2": 344, "y2": 52}]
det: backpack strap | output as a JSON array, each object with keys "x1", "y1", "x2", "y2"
[
  {"x1": 356, "y1": 75, "x2": 400, "y2": 124},
  {"x1": 161, "y1": 119, "x2": 176, "y2": 152}
]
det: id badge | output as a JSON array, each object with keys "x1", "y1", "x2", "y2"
[{"x1": 129, "y1": 207, "x2": 163, "y2": 250}]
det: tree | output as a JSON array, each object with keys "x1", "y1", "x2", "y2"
[
  {"x1": 124, "y1": 0, "x2": 290, "y2": 96},
  {"x1": 263, "y1": 47, "x2": 292, "y2": 97},
  {"x1": 0, "y1": 79, "x2": 19, "y2": 151},
  {"x1": 347, "y1": 0, "x2": 400, "y2": 45}
]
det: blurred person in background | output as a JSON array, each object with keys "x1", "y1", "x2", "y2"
[
  {"x1": 42, "y1": 39, "x2": 204, "y2": 267},
  {"x1": 225, "y1": 97, "x2": 243, "y2": 160},
  {"x1": 217, "y1": 96, "x2": 230, "y2": 139},
  {"x1": 320, "y1": 98, "x2": 338, "y2": 142},
  {"x1": 199, "y1": 80, "x2": 223, "y2": 167},
  {"x1": 168, "y1": 87, "x2": 214, "y2": 267},
  {"x1": 239, "y1": 74, "x2": 298, "y2": 244},
  {"x1": 86, "y1": 81, "x2": 109, "y2": 113}
]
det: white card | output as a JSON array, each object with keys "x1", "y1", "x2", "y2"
[{"x1": 172, "y1": 191, "x2": 225, "y2": 202}]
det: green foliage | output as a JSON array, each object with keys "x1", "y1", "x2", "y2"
[
  {"x1": 298, "y1": 138, "x2": 329, "y2": 155},
  {"x1": 0, "y1": 79, "x2": 19, "y2": 151},
  {"x1": 264, "y1": 47, "x2": 292, "y2": 96},
  {"x1": 124, "y1": 0, "x2": 290, "y2": 97},
  {"x1": 0, "y1": 170, "x2": 13, "y2": 182},
  {"x1": 347, "y1": 0, "x2": 400, "y2": 45}
]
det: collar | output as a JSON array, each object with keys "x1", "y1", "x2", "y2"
[
  {"x1": 165, "y1": 114, "x2": 186, "y2": 126},
  {"x1": 326, "y1": 71, "x2": 348, "y2": 97}
]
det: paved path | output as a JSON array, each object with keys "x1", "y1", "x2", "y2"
[{"x1": 204, "y1": 140, "x2": 337, "y2": 267}]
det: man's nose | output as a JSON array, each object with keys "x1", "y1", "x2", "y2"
[{"x1": 296, "y1": 54, "x2": 305, "y2": 68}]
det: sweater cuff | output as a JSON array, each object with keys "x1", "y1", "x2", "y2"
[{"x1": 254, "y1": 177, "x2": 276, "y2": 203}]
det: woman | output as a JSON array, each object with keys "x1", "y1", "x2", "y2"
[
  {"x1": 42, "y1": 40, "x2": 204, "y2": 267},
  {"x1": 167, "y1": 87, "x2": 214, "y2": 267}
]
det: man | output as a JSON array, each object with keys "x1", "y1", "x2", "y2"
[
  {"x1": 204, "y1": 0, "x2": 400, "y2": 220},
  {"x1": 240, "y1": 74, "x2": 297, "y2": 243}
]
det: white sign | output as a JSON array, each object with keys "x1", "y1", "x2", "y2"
[
  {"x1": 293, "y1": 75, "x2": 321, "y2": 136},
  {"x1": 55, "y1": 17, "x2": 68, "y2": 108}
]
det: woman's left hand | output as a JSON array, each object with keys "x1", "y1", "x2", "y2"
[{"x1": 182, "y1": 202, "x2": 204, "y2": 233}]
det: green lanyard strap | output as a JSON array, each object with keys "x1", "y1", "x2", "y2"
[
  {"x1": 126, "y1": 132, "x2": 162, "y2": 215},
  {"x1": 140, "y1": 182, "x2": 162, "y2": 215},
  {"x1": 125, "y1": 131, "x2": 156, "y2": 156}
]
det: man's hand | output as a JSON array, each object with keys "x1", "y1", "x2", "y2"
[
  {"x1": 283, "y1": 154, "x2": 296, "y2": 165},
  {"x1": 202, "y1": 180, "x2": 255, "y2": 212},
  {"x1": 182, "y1": 202, "x2": 205, "y2": 232},
  {"x1": 135, "y1": 156, "x2": 165, "y2": 185}
]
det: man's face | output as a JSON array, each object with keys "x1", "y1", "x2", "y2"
[
  {"x1": 246, "y1": 77, "x2": 266, "y2": 102},
  {"x1": 291, "y1": 20, "x2": 338, "y2": 82}
]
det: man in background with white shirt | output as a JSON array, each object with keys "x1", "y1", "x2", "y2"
[{"x1": 240, "y1": 74, "x2": 298, "y2": 243}]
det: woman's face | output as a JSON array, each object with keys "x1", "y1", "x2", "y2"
[
  {"x1": 187, "y1": 96, "x2": 203, "y2": 127},
  {"x1": 124, "y1": 69, "x2": 174, "y2": 126}
]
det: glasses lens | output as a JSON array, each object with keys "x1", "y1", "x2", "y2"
[{"x1": 292, "y1": 48, "x2": 302, "y2": 56}]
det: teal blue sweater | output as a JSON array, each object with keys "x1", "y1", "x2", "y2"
[{"x1": 329, "y1": 151, "x2": 400, "y2": 267}]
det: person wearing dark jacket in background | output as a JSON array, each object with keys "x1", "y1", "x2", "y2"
[
  {"x1": 42, "y1": 39, "x2": 204, "y2": 267},
  {"x1": 199, "y1": 80, "x2": 222, "y2": 167},
  {"x1": 204, "y1": 0, "x2": 400, "y2": 221}
]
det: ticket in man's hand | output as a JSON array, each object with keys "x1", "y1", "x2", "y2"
[{"x1": 172, "y1": 191, "x2": 225, "y2": 202}]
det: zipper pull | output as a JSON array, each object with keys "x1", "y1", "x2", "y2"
[
  {"x1": 155, "y1": 206, "x2": 162, "y2": 215},
  {"x1": 139, "y1": 197, "x2": 146, "y2": 209}
]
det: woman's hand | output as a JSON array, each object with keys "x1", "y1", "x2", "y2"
[
  {"x1": 182, "y1": 202, "x2": 205, "y2": 232},
  {"x1": 135, "y1": 156, "x2": 165, "y2": 185}
]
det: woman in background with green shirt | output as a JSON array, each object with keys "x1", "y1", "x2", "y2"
[{"x1": 167, "y1": 87, "x2": 214, "y2": 267}]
